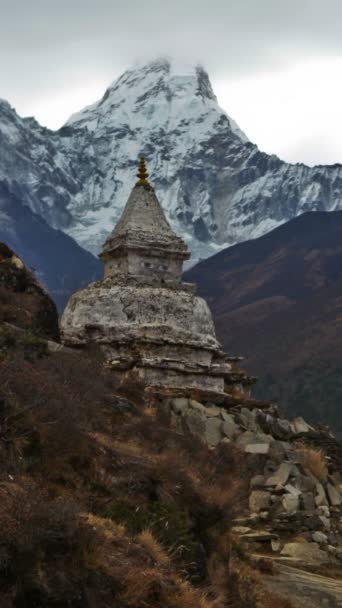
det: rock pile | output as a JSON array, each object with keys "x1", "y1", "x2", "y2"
[
  {"x1": 60, "y1": 158, "x2": 342, "y2": 571},
  {"x1": 164, "y1": 395, "x2": 342, "y2": 566}
]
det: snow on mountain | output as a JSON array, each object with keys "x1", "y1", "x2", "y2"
[
  {"x1": 1, "y1": 58, "x2": 342, "y2": 266},
  {"x1": 61, "y1": 58, "x2": 250, "y2": 259}
]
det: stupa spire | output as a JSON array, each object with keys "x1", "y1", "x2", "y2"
[{"x1": 136, "y1": 155, "x2": 150, "y2": 189}]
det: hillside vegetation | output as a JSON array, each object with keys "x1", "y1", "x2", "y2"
[{"x1": 0, "y1": 242, "x2": 293, "y2": 608}]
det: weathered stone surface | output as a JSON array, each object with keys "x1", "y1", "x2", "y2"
[
  {"x1": 240, "y1": 530, "x2": 277, "y2": 542},
  {"x1": 291, "y1": 417, "x2": 313, "y2": 434},
  {"x1": 326, "y1": 482, "x2": 342, "y2": 506},
  {"x1": 205, "y1": 406, "x2": 221, "y2": 417},
  {"x1": 284, "y1": 484, "x2": 301, "y2": 497},
  {"x1": 319, "y1": 516, "x2": 331, "y2": 531},
  {"x1": 317, "y1": 505, "x2": 330, "y2": 517},
  {"x1": 189, "y1": 399, "x2": 207, "y2": 414},
  {"x1": 298, "y1": 474, "x2": 317, "y2": 493},
  {"x1": 273, "y1": 418, "x2": 293, "y2": 438},
  {"x1": 315, "y1": 482, "x2": 329, "y2": 507},
  {"x1": 245, "y1": 443, "x2": 270, "y2": 454},
  {"x1": 221, "y1": 415, "x2": 237, "y2": 439},
  {"x1": 238, "y1": 408, "x2": 258, "y2": 431},
  {"x1": 312, "y1": 531, "x2": 328, "y2": 544},
  {"x1": 249, "y1": 491, "x2": 271, "y2": 513},
  {"x1": 301, "y1": 493, "x2": 316, "y2": 511},
  {"x1": 280, "y1": 542, "x2": 329, "y2": 564},
  {"x1": 250, "y1": 475, "x2": 266, "y2": 489},
  {"x1": 171, "y1": 398, "x2": 189, "y2": 414},
  {"x1": 282, "y1": 494, "x2": 299, "y2": 513},
  {"x1": 183, "y1": 410, "x2": 206, "y2": 438},
  {"x1": 231, "y1": 526, "x2": 252, "y2": 535},
  {"x1": 204, "y1": 417, "x2": 222, "y2": 446},
  {"x1": 271, "y1": 537, "x2": 281, "y2": 552},
  {"x1": 221, "y1": 410, "x2": 235, "y2": 422},
  {"x1": 237, "y1": 431, "x2": 272, "y2": 447},
  {"x1": 266, "y1": 463, "x2": 293, "y2": 487}
]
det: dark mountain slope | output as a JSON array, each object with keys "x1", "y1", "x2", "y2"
[
  {"x1": 0, "y1": 182, "x2": 102, "y2": 310},
  {"x1": 185, "y1": 210, "x2": 342, "y2": 434}
]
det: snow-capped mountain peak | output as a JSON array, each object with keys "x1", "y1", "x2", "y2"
[
  {"x1": 60, "y1": 58, "x2": 251, "y2": 258},
  {"x1": 67, "y1": 58, "x2": 246, "y2": 141},
  {"x1": 1, "y1": 58, "x2": 342, "y2": 267}
]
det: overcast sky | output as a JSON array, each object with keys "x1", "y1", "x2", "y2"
[{"x1": 1, "y1": 0, "x2": 342, "y2": 166}]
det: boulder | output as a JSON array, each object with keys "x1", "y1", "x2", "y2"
[
  {"x1": 237, "y1": 431, "x2": 272, "y2": 447},
  {"x1": 319, "y1": 516, "x2": 331, "y2": 531},
  {"x1": 271, "y1": 537, "x2": 281, "y2": 552},
  {"x1": 280, "y1": 542, "x2": 329, "y2": 564},
  {"x1": 249, "y1": 491, "x2": 271, "y2": 513},
  {"x1": 183, "y1": 410, "x2": 206, "y2": 438},
  {"x1": 205, "y1": 406, "x2": 221, "y2": 417},
  {"x1": 171, "y1": 398, "x2": 189, "y2": 414},
  {"x1": 312, "y1": 531, "x2": 328, "y2": 544},
  {"x1": 266, "y1": 462, "x2": 293, "y2": 487},
  {"x1": 204, "y1": 417, "x2": 222, "y2": 446},
  {"x1": 315, "y1": 482, "x2": 329, "y2": 507},
  {"x1": 298, "y1": 474, "x2": 317, "y2": 493},
  {"x1": 317, "y1": 505, "x2": 330, "y2": 517},
  {"x1": 282, "y1": 494, "x2": 299, "y2": 513},
  {"x1": 272, "y1": 418, "x2": 293, "y2": 439},
  {"x1": 238, "y1": 408, "x2": 258, "y2": 431},
  {"x1": 301, "y1": 493, "x2": 316, "y2": 512},
  {"x1": 189, "y1": 399, "x2": 206, "y2": 414},
  {"x1": 250, "y1": 475, "x2": 266, "y2": 489},
  {"x1": 245, "y1": 443, "x2": 270, "y2": 454},
  {"x1": 221, "y1": 415, "x2": 238, "y2": 439},
  {"x1": 326, "y1": 483, "x2": 342, "y2": 507},
  {"x1": 284, "y1": 483, "x2": 301, "y2": 497},
  {"x1": 291, "y1": 417, "x2": 314, "y2": 434}
]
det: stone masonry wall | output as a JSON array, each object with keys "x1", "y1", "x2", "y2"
[{"x1": 164, "y1": 396, "x2": 342, "y2": 567}]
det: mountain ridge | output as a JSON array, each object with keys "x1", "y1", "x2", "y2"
[
  {"x1": 185, "y1": 209, "x2": 342, "y2": 434},
  {"x1": 1, "y1": 58, "x2": 342, "y2": 270}
]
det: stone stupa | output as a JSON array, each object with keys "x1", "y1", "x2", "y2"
[{"x1": 61, "y1": 157, "x2": 253, "y2": 399}]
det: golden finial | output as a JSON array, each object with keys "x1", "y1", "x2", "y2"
[{"x1": 136, "y1": 155, "x2": 151, "y2": 189}]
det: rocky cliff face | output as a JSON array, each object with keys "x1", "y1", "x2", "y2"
[
  {"x1": 1, "y1": 58, "x2": 342, "y2": 266},
  {"x1": 0, "y1": 241, "x2": 59, "y2": 340}
]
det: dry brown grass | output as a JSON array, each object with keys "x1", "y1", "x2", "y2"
[
  {"x1": 120, "y1": 567, "x2": 221, "y2": 608},
  {"x1": 297, "y1": 445, "x2": 328, "y2": 482},
  {"x1": 0, "y1": 342, "x2": 249, "y2": 607},
  {"x1": 137, "y1": 529, "x2": 170, "y2": 566},
  {"x1": 257, "y1": 589, "x2": 296, "y2": 608}
]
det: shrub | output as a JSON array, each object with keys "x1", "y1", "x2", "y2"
[{"x1": 297, "y1": 446, "x2": 328, "y2": 482}]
